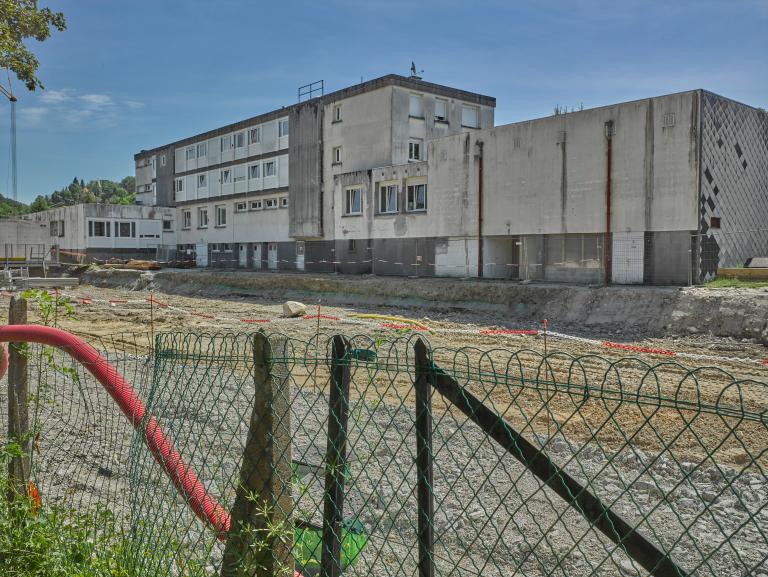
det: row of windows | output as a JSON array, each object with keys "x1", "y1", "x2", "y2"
[
  {"x1": 344, "y1": 184, "x2": 427, "y2": 216},
  {"x1": 408, "y1": 94, "x2": 480, "y2": 128},
  {"x1": 175, "y1": 159, "x2": 278, "y2": 194},
  {"x1": 183, "y1": 120, "x2": 289, "y2": 162},
  {"x1": 86, "y1": 220, "x2": 171, "y2": 238},
  {"x1": 180, "y1": 197, "x2": 288, "y2": 229},
  {"x1": 88, "y1": 221, "x2": 138, "y2": 238},
  {"x1": 332, "y1": 140, "x2": 424, "y2": 165}
]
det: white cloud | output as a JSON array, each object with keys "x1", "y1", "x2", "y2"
[
  {"x1": 22, "y1": 89, "x2": 142, "y2": 131},
  {"x1": 80, "y1": 94, "x2": 113, "y2": 107},
  {"x1": 39, "y1": 89, "x2": 75, "y2": 104},
  {"x1": 18, "y1": 106, "x2": 48, "y2": 127}
]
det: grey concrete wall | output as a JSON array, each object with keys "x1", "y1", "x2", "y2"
[
  {"x1": 289, "y1": 101, "x2": 324, "y2": 239},
  {"x1": 0, "y1": 219, "x2": 51, "y2": 248},
  {"x1": 428, "y1": 91, "x2": 700, "y2": 237},
  {"x1": 304, "y1": 240, "x2": 335, "y2": 273},
  {"x1": 370, "y1": 237, "x2": 436, "y2": 277}
]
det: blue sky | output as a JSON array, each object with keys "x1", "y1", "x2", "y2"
[{"x1": 1, "y1": 0, "x2": 766, "y2": 203}]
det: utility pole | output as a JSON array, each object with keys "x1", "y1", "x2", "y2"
[{"x1": 0, "y1": 85, "x2": 18, "y2": 202}]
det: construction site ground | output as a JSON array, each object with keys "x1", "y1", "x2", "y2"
[{"x1": 2, "y1": 268, "x2": 766, "y2": 383}]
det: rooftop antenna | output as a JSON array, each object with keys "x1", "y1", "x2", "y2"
[
  {"x1": 409, "y1": 62, "x2": 423, "y2": 80},
  {"x1": 0, "y1": 80, "x2": 17, "y2": 202}
]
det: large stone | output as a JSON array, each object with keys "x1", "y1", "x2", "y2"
[{"x1": 283, "y1": 301, "x2": 307, "y2": 318}]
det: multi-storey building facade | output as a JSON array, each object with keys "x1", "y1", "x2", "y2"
[
  {"x1": 135, "y1": 76, "x2": 767, "y2": 284},
  {"x1": 134, "y1": 74, "x2": 495, "y2": 268}
]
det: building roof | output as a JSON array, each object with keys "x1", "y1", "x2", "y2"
[{"x1": 135, "y1": 74, "x2": 496, "y2": 158}]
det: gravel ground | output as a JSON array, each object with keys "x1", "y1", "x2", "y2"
[{"x1": 1, "y1": 284, "x2": 767, "y2": 576}]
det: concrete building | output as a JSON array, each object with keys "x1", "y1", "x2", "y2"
[
  {"x1": 0, "y1": 217, "x2": 53, "y2": 267},
  {"x1": 134, "y1": 75, "x2": 767, "y2": 284},
  {"x1": 17, "y1": 204, "x2": 176, "y2": 262},
  {"x1": 134, "y1": 74, "x2": 495, "y2": 268}
]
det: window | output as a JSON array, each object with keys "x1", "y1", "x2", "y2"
[
  {"x1": 250, "y1": 200, "x2": 262, "y2": 211},
  {"x1": 234, "y1": 132, "x2": 245, "y2": 148},
  {"x1": 663, "y1": 112, "x2": 676, "y2": 127},
  {"x1": 186, "y1": 147, "x2": 196, "y2": 161},
  {"x1": 345, "y1": 187, "x2": 362, "y2": 215},
  {"x1": 234, "y1": 165, "x2": 246, "y2": 182},
  {"x1": 333, "y1": 104, "x2": 342, "y2": 122},
  {"x1": 409, "y1": 94, "x2": 424, "y2": 118},
  {"x1": 407, "y1": 184, "x2": 427, "y2": 212},
  {"x1": 408, "y1": 139, "x2": 422, "y2": 161},
  {"x1": 278, "y1": 119, "x2": 289, "y2": 137},
  {"x1": 435, "y1": 99, "x2": 448, "y2": 122},
  {"x1": 196, "y1": 142, "x2": 207, "y2": 157},
  {"x1": 348, "y1": 239, "x2": 356, "y2": 251},
  {"x1": 249, "y1": 164, "x2": 260, "y2": 179},
  {"x1": 174, "y1": 178, "x2": 184, "y2": 194},
  {"x1": 711, "y1": 216, "x2": 721, "y2": 229},
  {"x1": 263, "y1": 161, "x2": 275, "y2": 177},
  {"x1": 221, "y1": 135, "x2": 233, "y2": 152},
  {"x1": 235, "y1": 202, "x2": 247, "y2": 212},
  {"x1": 280, "y1": 197, "x2": 288, "y2": 208},
  {"x1": 198, "y1": 208, "x2": 209, "y2": 228},
  {"x1": 117, "y1": 222, "x2": 132, "y2": 237},
  {"x1": 197, "y1": 173, "x2": 207, "y2": 188},
  {"x1": 160, "y1": 154, "x2": 167, "y2": 166},
  {"x1": 378, "y1": 184, "x2": 398, "y2": 213},
  {"x1": 461, "y1": 105, "x2": 479, "y2": 128},
  {"x1": 333, "y1": 146, "x2": 342, "y2": 164},
  {"x1": 215, "y1": 205, "x2": 227, "y2": 227},
  {"x1": 89, "y1": 221, "x2": 110, "y2": 237},
  {"x1": 221, "y1": 169, "x2": 232, "y2": 184},
  {"x1": 163, "y1": 220, "x2": 173, "y2": 231},
  {"x1": 265, "y1": 198, "x2": 278, "y2": 209},
  {"x1": 249, "y1": 127, "x2": 261, "y2": 144},
  {"x1": 182, "y1": 210, "x2": 191, "y2": 229}
]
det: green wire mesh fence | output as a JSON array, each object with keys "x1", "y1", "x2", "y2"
[{"x1": 2, "y1": 329, "x2": 767, "y2": 576}]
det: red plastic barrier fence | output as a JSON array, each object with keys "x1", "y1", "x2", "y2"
[
  {"x1": 479, "y1": 329, "x2": 539, "y2": 335},
  {"x1": 602, "y1": 341, "x2": 676, "y2": 357}
]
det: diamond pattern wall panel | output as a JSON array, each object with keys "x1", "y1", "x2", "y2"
[{"x1": 698, "y1": 92, "x2": 768, "y2": 280}]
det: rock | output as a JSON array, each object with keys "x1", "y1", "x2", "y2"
[
  {"x1": 619, "y1": 558, "x2": 641, "y2": 575},
  {"x1": 283, "y1": 301, "x2": 307, "y2": 317}
]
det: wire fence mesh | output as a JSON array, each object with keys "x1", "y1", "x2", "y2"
[{"x1": 2, "y1": 329, "x2": 767, "y2": 576}]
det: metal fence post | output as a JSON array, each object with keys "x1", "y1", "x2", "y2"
[
  {"x1": 7, "y1": 295, "x2": 30, "y2": 501},
  {"x1": 321, "y1": 335, "x2": 351, "y2": 577},
  {"x1": 414, "y1": 338, "x2": 435, "y2": 577},
  {"x1": 221, "y1": 333, "x2": 294, "y2": 577}
]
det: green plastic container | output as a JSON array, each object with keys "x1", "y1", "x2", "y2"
[{"x1": 293, "y1": 518, "x2": 368, "y2": 570}]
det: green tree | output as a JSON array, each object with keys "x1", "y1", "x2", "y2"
[
  {"x1": 29, "y1": 195, "x2": 49, "y2": 211},
  {"x1": 120, "y1": 175, "x2": 135, "y2": 194},
  {"x1": 0, "y1": 1, "x2": 66, "y2": 91}
]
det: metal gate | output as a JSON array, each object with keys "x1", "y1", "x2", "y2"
[{"x1": 612, "y1": 231, "x2": 644, "y2": 284}]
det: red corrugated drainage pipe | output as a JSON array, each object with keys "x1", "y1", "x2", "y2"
[
  {"x1": 1, "y1": 326, "x2": 305, "y2": 577},
  {"x1": 0, "y1": 343, "x2": 8, "y2": 380},
  {"x1": 0, "y1": 325, "x2": 231, "y2": 538}
]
